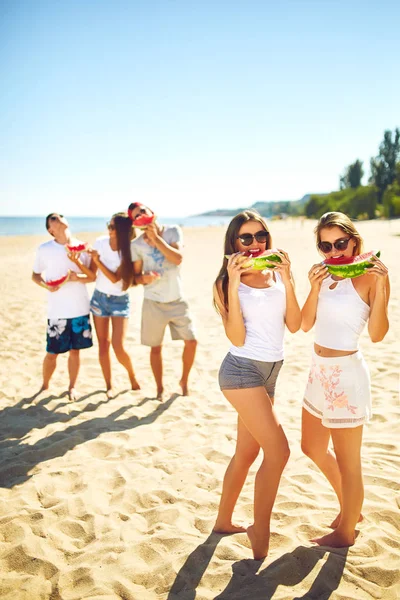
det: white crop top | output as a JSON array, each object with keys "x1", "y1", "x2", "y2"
[
  {"x1": 229, "y1": 272, "x2": 286, "y2": 362},
  {"x1": 314, "y1": 276, "x2": 370, "y2": 351}
]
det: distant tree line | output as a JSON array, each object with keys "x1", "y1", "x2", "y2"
[{"x1": 304, "y1": 128, "x2": 400, "y2": 220}]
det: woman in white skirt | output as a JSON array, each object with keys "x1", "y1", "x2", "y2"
[{"x1": 301, "y1": 211, "x2": 390, "y2": 548}]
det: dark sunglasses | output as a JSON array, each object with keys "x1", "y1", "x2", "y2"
[
  {"x1": 107, "y1": 222, "x2": 115, "y2": 230},
  {"x1": 237, "y1": 230, "x2": 269, "y2": 246},
  {"x1": 49, "y1": 214, "x2": 63, "y2": 221},
  {"x1": 318, "y1": 237, "x2": 352, "y2": 253}
]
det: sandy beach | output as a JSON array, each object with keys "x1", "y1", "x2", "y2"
[{"x1": 0, "y1": 218, "x2": 399, "y2": 600}]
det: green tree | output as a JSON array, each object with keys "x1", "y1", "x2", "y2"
[
  {"x1": 340, "y1": 159, "x2": 364, "y2": 189},
  {"x1": 369, "y1": 128, "x2": 400, "y2": 202}
]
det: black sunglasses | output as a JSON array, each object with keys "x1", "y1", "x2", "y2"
[
  {"x1": 107, "y1": 222, "x2": 115, "y2": 230},
  {"x1": 237, "y1": 230, "x2": 269, "y2": 246},
  {"x1": 318, "y1": 237, "x2": 352, "y2": 253},
  {"x1": 49, "y1": 214, "x2": 64, "y2": 221}
]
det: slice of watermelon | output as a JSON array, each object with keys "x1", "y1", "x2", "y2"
[
  {"x1": 131, "y1": 213, "x2": 155, "y2": 228},
  {"x1": 324, "y1": 250, "x2": 380, "y2": 278},
  {"x1": 65, "y1": 242, "x2": 89, "y2": 253},
  {"x1": 46, "y1": 272, "x2": 70, "y2": 288}
]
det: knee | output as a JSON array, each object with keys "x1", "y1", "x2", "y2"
[
  {"x1": 112, "y1": 343, "x2": 126, "y2": 359},
  {"x1": 301, "y1": 438, "x2": 319, "y2": 461},
  {"x1": 263, "y1": 441, "x2": 290, "y2": 469},
  {"x1": 235, "y1": 448, "x2": 260, "y2": 469},
  {"x1": 151, "y1": 345, "x2": 162, "y2": 356},
  {"x1": 185, "y1": 339, "x2": 197, "y2": 349},
  {"x1": 46, "y1": 353, "x2": 57, "y2": 363},
  {"x1": 98, "y1": 340, "x2": 111, "y2": 355}
]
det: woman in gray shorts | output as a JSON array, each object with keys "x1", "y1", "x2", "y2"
[{"x1": 212, "y1": 210, "x2": 301, "y2": 560}]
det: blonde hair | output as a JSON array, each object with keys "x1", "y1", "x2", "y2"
[{"x1": 315, "y1": 212, "x2": 363, "y2": 256}]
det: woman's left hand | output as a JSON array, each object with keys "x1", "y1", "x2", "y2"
[
  {"x1": 365, "y1": 256, "x2": 389, "y2": 283},
  {"x1": 67, "y1": 251, "x2": 81, "y2": 265},
  {"x1": 274, "y1": 249, "x2": 292, "y2": 282}
]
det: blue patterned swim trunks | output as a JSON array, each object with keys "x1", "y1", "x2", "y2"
[{"x1": 46, "y1": 315, "x2": 93, "y2": 354}]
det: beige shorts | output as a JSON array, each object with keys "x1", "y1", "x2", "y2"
[
  {"x1": 303, "y1": 350, "x2": 371, "y2": 429},
  {"x1": 141, "y1": 298, "x2": 196, "y2": 347}
]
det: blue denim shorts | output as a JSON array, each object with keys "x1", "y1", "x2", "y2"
[
  {"x1": 218, "y1": 352, "x2": 283, "y2": 397},
  {"x1": 90, "y1": 289, "x2": 130, "y2": 318},
  {"x1": 46, "y1": 315, "x2": 93, "y2": 354}
]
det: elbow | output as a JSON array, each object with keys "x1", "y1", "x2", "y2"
[
  {"x1": 288, "y1": 322, "x2": 301, "y2": 334},
  {"x1": 229, "y1": 335, "x2": 246, "y2": 347},
  {"x1": 370, "y1": 328, "x2": 389, "y2": 344},
  {"x1": 175, "y1": 255, "x2": 183, "y2": 266}
]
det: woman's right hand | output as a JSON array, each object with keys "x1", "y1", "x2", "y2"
[
  {"x1": 308, "y1": 262, "x2": 329, "y2": 290},
  {"x1": 89, "y1": 248, "x2": 101, "y2": 265},
  {"x1": 227, "y1": 253, "x2": 251, "y2": 289}
]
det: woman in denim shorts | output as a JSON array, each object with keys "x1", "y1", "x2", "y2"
[
  {"x1": 89, "y1": 212, "x2": 140, "y2": 397},
  {"x1": 212, "y1": 210, "x2": 301, "y2": 560}
]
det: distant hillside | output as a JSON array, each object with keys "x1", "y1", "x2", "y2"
[{"x1": 197, "y1": 194, "x2": 325, "y2": 218}]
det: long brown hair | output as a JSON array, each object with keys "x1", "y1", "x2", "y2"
[
  {"x1": 113, "y1": 212, "x2": 135, "y2": 290},
  {"x1": 315, "y1": 212, "x2": 363, "y2": 256},
  {"x1": 214, "y1": 210, "x2": 272, "y2": 313}
]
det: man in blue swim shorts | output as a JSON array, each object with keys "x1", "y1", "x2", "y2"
[{"x1": 32, "y1": 213, "x2": 95, "y2": 400}]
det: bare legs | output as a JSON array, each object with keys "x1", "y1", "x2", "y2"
[
  {"x1": 111, "y1": 317, "x2": 140, "y2": 390},
  {"x1": 150, "y1": 339, "x2": 197, "y2": 399},
  {"x1": 301, "y1": 408, "x2": 364, "y2": 547},
  {"x1": 180, "y1": 339, "x2": 197, "y2": 395},
  {"x1": 215, "y1": 387, "x2": 290, "y2": 559},
  {"x1": 41, "y1": 350, "x2": 80, "y2": 400},
  {"x1": 94, "y1": 315, "x2": 140, "y2": 395}
]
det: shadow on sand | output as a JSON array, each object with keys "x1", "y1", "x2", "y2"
[
  {"x1": 0, "y1": 392, "x2": 180, "y2": 488},
  {"x1": 167, "y1": 533, "x2": 348, "y2": 600}
]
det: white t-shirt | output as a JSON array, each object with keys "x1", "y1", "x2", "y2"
[
  {"x1": 130, "y1": 225, "x2": 183, "y2": 303},
  {"x1": 33, "y1": 238, "x2": 91, "y2": 319},
  {"x1": 93, "y1": 235, "x2": 128, "y2": 296}
]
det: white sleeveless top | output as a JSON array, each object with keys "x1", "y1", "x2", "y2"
[
  {"x1": 229, "y1": 272, "x2": 286, "y2": 362},
  {"x1": 314, "y1": 276, "x2": 370, "y2": 351}
]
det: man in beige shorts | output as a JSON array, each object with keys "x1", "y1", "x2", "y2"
[{"x1": 129, "y1": 202, "x2": 197, "y2": 399}]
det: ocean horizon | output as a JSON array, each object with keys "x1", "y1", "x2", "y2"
[{"x1": 0, "y1": 215, "x2": 233, "y2": 237}]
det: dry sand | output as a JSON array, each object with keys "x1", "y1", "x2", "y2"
[{"x1": 0, "y1": 218, "x2": 399, "y2": 600}]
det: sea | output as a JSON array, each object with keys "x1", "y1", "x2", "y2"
[{"x1": 0, "y1": 215, "x2": 233, "y2": 237}]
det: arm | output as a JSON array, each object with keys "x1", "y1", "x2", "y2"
[
  {"x1": 301, "y1": 263, "x2": 329, "y2": 331},
  {"x1": 367, "y1": 258, "x2": 390, "y2": 343},
  {"x1": 133, "y1": 258, "x2": 160, "y2": 286},
  {"x1": 89, "y1": 249, "x2": 120, "y2": 284},
  {"x1": 274, "y1": 250, "x2": 301, "y2": 333},
  {"x1": 213, "y1": 254, "x2": 249, "y2": 347},
  {"x1": 32, "y1": 271, "x2": 51, "y2": 290},
  {"x1": 146, "y1": 223, "x2": 183, "y2": 265},
  {"x1": 67, "y1": 252, "x2": 96, "y2": 283}
]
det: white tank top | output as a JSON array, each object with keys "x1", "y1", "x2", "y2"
[
  {"x1": 314, "y1": 276, "x2": 370, "y2": 351},
  {"x1": 229, "y1": 272, "x2": 286, "y2": 362}
]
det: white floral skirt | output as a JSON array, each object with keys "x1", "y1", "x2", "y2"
[{"x1": 303, "y1": 350, "x2": 371, "y2": 429}]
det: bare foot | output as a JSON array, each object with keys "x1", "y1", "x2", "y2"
[
  {"x1": 247, "y1": 524, "x2": 269, "y2": 560},
  {"x1": 311, "y1": 529, "x2": 356, "y2": 548},
  {"x1": 68, "y1": 387, "x2": 78, "y2": 401},
  {"x1": 179, "y1": 380, "x2": 189, "y2": 396},
  {"x1": 213, "y1": 521, "x2": 247, "y2": 534},
  {"x1": 330, "y1": 512, "x2": 363, "y2": 529},
  {"x1": 106, "y1": 388, "x2": 115, "y2": 399},
  {"x1": 131, "y1": 379, "x2": 141, "y2": 391},
  {"x1": 156, "y1": 388, "x2": 164, "y2": 401}
]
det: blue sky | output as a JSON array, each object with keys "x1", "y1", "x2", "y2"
[{"x1": 1, "y1": 0, "x2": 399, "y2": 217}]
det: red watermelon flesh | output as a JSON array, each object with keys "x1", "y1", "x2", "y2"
[
  {"x1": 324, "y1": 250, "x2": 379, "y2": 265},
  {"x1": 47, "y1": 273, "x2": 70, "y2": 287}
]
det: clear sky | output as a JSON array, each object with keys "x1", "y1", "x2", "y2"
[{"x1": 1, "y1": 0, "x2": 399, "y2": 217}]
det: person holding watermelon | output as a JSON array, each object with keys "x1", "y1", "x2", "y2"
[
  {"x1": 301, "y1": 211, "x2": 390, "y2": 548},
  {"x1": 86, "y1": 212, "x2": 140, "y2": 397},
  {"x1": 32, "y1": 213, "x2": 94, "y2": 400},
  {"x1": 128, "y1": 202, "x2": 197, "y2": 399},
  {"x1": 212, "y1": 210, "x2": 301, "y2": 560}
]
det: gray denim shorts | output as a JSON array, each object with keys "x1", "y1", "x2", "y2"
[{"x1": 219, "y1": 352, "x2": 283, "y2": 397}]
